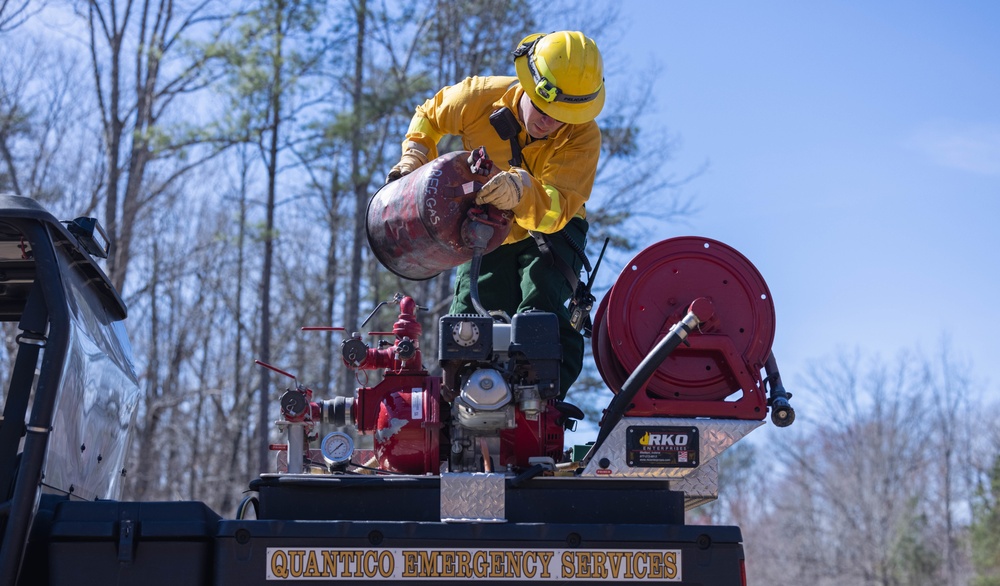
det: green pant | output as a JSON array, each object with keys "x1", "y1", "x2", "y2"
[{"x1": 450, "y1": 217, "x2": 587, "y2": 399}]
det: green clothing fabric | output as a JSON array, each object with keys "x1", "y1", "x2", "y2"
[{"x1": 450, "y1": 217, "x2": 588, "y2": 399}]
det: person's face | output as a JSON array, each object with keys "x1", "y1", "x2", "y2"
[{"x1": 519, "y1": 92, "x2": 565, "y2": 139}]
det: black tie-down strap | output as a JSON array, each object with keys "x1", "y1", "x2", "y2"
[
  {"x1": 531, "y1": 231, "x2": 582, "y2": 290},
  {"x1": 531, "y1": 231, "x2": 607, "y2": 337}
]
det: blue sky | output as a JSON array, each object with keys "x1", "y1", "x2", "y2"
[{"x1": 574, "y1": 1, "x2": 1000, "y2": 411}]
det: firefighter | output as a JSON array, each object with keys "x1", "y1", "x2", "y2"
[{"x1": 387, "y1": 31, "x2": 604, "y2": 399}]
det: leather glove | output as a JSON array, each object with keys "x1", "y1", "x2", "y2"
[
  {"x1": 385, "y1": 148, "x2": 428, "y2": 183},
  {"x1": 475, "y1": 170, "x2": 523, "y2": 210}
]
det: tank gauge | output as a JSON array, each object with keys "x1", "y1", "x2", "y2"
[{"x1": 321, "y1": 431, "x2": 354, "y2": 466}]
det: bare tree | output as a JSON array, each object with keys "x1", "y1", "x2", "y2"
[
  {"x1": 0, "y1": 38, "x2": 102, "y2": 211},
  {"x1": 0, "y1": 0, "x2": 38, "y2": 32},
  {"x1": 972, "y1": 451, "x2": 1000, "y2": 586},
  {"x1": 216, "y1": 144, "x2": 259, "y2": 512},
  {"x1": 729, "y1": 348, "x2": 984, "y2": 586},
  {"x1": 125, "y1": 187, "x2": 210, "y2": 499},
  {"x1": 215, "y1": 0, "x2": 330, "y2": 472},
  {"x1": 342, "y1": 0, "x2": 370, "y2": 393},
  {"x1": 923, "y1": 342, "x2": 977, "y2": 586},
  {"x1": 80, "y1": 0, "x2": 232, "y2": 292}
]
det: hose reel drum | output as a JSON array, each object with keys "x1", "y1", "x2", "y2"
[{"x1": 592, "y1": 237, "x2": 777, "y2": 420}]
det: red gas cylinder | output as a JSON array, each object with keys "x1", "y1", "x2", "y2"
[{"x1": 366, "y1": 151, "x2": 512, "y2": 281}]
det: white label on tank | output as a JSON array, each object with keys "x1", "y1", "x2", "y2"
[
  {"x1": 411, "y1": 388, "x2": 423, "y2": 420},
  {"x1": 462, "y1": 181, "x2": 475, "y2": 194}
]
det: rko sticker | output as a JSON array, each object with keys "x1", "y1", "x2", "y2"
[{"x1": 625, "y1": 426, "x2": 700, "y2": 468}]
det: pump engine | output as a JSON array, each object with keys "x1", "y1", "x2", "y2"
[{"x1": 438, "y1": 311, "x2": 570, "y2": 472}]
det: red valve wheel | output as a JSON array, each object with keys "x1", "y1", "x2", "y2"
[{"x1": 593, "y1": 237, "x2": 775, "y2": 402}]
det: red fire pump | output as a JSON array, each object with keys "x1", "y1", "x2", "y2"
[{"x1": 337, "y1": 295, "x2": 442, "y2": 474}]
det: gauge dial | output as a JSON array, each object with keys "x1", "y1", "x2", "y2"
[{"x1": 321, "y1": 431, "x2": 354, "y2": 466}]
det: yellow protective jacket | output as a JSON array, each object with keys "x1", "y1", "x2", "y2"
[{"x1": 401, "y1": 75, "x2": 601, "y2": 244}]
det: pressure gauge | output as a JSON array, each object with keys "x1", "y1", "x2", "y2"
[{"x1": 320, "y1": 431, "x2": 354, "y2": 467}]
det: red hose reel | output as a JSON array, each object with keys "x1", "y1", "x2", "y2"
[{"x1": 592, "y1": 237, "x2": 776, "y2": 420}]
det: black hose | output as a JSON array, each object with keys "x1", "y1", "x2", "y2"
[
  {"x1": 581, "y1": 312, "x2": 698, "y2": 468},
  {"x1": 509, "y1": 464, "x2": 546, "y2": 488},
  {"x1": 464, "y1": 216, "x2": 495, "y2": 319},
  {"x1": 469, "y1": 248, "x2": 491, "y2": 318}
]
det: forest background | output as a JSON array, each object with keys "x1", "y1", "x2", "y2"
[{"x1": 1, "y1": 0, "x2": 998, "y2": 584}]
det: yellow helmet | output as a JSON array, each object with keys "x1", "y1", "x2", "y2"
[{"x1": 513, "y1": 31, "x2": 605, "y2": 125}]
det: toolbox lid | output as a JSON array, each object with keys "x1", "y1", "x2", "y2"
[{"x1": 48, "y1": 501, "x2": 220, "y2": 540}]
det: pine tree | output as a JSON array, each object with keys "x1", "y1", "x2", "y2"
[{"x1": 972, "y1": 454, "x2": 1000, "y2": 586}]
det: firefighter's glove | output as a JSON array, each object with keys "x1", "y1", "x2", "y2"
[
  {"x1": 386, "y1": 148, "x2": 428, "y2": 184},
  {"x1": 475, "y1": 170, "x2": 523, "y2": 210}
]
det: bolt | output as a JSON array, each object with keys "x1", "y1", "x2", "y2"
[{"x1": 235, "y1": 529, "x2": 251, "y2": 544}]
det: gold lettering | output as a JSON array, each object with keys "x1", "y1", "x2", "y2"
[
  {"x1": 522, "y1": 552, "x2": 537, "y2": 579},
  {"x1": 344, "y1": 550, "x2": 362, "y2": 578},
  {"x1": 363, "y1": 551, "x2": 379, "y2": 577},
  {"x1": 289, "y1": 550, "x2": 305, "y2": 577},
  {"x1": 321, "y1": 551, "x2": 338, "y2": 577},
  {"x1": 270, "y1": 550, "x2": 289, "y2": 579},
  {"x1": 593, "y1": 552, "x2": 608, "y2": 579},
  {"x1": 432, "y1": 551, "x2": 447, "y2": 577},
  {"x1": 632, "y1": 552, "x2": 647, "y2": 579},
  {"x1": 402, "y1": 551, "x2": 418, "y2": 577},
  {"x1": 664, "y1": 551, "x2": 678, "y2": 579},
  {"x1": 304, "y1": 550, "x2": 321, "y2": 577},
  {"x1": 416, "y1": 551, "x2": 433, "y2": 577},
  {"x1": 649, "y1": 552, "x2": 662, "y2": 579},
  {"x1": 379, "y1": 550, "x2": 394, "y2": 577},
  {"x1": 473, "y1": 551, "x2": 488, "y2": 578},
  {"x1": 608, "y1": 551, "x2": 625, "y2": 578},
  {"x1": 440, "y1": 551, "x2": 456, "y2": 577},
  {"x1": 456, "y1": 550, "x2": 472, "y2": 578},
  {"x1": 536, "y1": 551, "x2": 554, "y2": 578},
  {"x1": 490, "y1": 551, "x2": 505, "y2": 576},
  {"x1": 269, "y1": 548, "x2": 682, "y2": 582},
  {"x1": 561, "y1": 551, "x2": 575, "y2": 578},
  {"x1": 504, "y1": 550, "x2": 520, "y2": 578}
]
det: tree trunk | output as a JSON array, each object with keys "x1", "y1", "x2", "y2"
[
  {"x1": 258, "y1": 0, "x2": 285, "y2": 474},
  {"x1": 342, "y1": 0, "x2": 367, "y2": 393}
]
